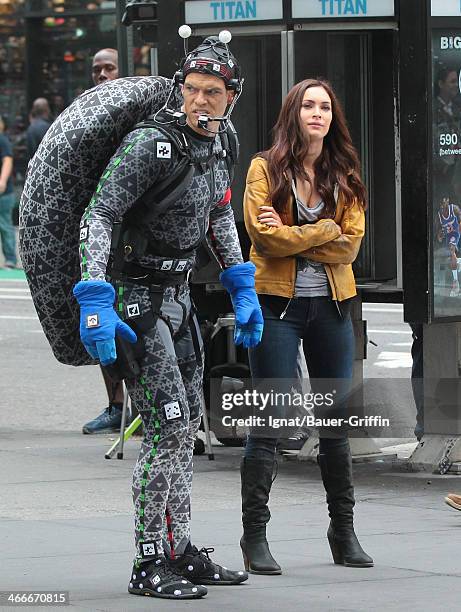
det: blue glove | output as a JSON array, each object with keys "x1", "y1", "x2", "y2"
[
  {"x1": 73, "y1": 280, "x2": 137, "y2": 366},
  {"x1": 220, "y1": 262, "x2": 264, "y2": 348}
]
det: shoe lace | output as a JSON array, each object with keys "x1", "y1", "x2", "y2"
[
  {"x1": 139, "y1": 557, "x2": 184, "y2": 583},
  {"x1": 106, "y1": 404, "x2": 121, "y2": 416},
  {"x1": 195, "y1": 546, "x2": 215, "y2": 561},
  {"x1": 190, "y1": 546, "x2": 219, "y2": 571}
]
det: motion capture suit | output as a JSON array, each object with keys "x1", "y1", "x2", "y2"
[{"x1": 76, "y1": 36, "x2": 252, "y2": 571}]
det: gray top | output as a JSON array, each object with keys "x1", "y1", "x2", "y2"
[{"x1": 292, "y1": 179, "x2": 330, "y2": 298}]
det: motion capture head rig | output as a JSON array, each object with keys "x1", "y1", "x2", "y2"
[{"x1": 159, "y1": 26, "x2": 244, "y2": 133}]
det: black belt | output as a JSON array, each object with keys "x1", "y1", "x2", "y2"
[{"x1": 111, "y1": 263, "x2": 190, "y2": 287}]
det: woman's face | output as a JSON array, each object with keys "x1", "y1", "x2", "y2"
[{"x1": 299, "y1": 86, "x2": 332, "y2": 143}]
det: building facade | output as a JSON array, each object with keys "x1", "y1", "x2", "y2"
[
  {"x1": 4, "y1": 0, "x2": 461, "y2": 322},
  {"x1": 1, "y1": 1, "x2": 119, "y2": 181}
]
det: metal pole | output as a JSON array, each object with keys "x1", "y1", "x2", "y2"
[
  {"x1": 105, "y1": 415, "x2": 142, "y2": 460},
  {"x1": 116, "y1": 0, "x2": 129, "y2": 77},
  {"x1": 201, "y1": 393, "x2": 215, "y2": 461},
  {"x1": 116, "y1": 383, "x2": 130, "y2": 459},
  {"x1": 150, "y1": 47, "x2": 159, "y2": 76}
]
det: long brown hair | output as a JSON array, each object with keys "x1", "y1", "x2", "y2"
[{"x1": 262, "y1": 79, "x2": 367, "y2": 218}]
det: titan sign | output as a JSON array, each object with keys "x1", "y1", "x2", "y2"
[
  {"x1": 292, "y1": 0, "x2": 395, "y2": 18},
  {"x1": 184, "y1": 0, "x2": 283, "y2": 23}
]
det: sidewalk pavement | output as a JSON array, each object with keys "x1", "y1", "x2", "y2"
[
  {"x1": 2, "y1": 426, "x2": 461, "y2": 612},
  {"x1": 1, "y1": 268, "x2": 460, "y2": 610}
]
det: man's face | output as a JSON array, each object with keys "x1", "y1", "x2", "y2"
[
  {"x1": 92, "y1": 50, "x2": 119, "y2": 85},
  {"x1": 182, "y1": 73, "x2": 234, "y2": 136},
  {"x1": 439, "y1": 70, "x2": 459, "y2": 101}
]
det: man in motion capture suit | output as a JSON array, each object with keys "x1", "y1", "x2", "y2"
[{"x1": 72, "y1": 31, "x2": 263, "y2": 600}]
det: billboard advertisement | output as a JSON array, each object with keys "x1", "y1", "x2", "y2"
[{"x1": 432, "y1": 29, "x2": 461, "y2": 317}]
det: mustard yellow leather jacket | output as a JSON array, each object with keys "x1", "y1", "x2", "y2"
[{"x1": 243, "y1": 157, "x2": 365, "y2": 302}]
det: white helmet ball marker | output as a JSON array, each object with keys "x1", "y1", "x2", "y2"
[
  {"x1": 178, "y1": 24, "x2": 192, "y2": 39},
  {"x1": 219, "y1": 30, "x2": 232, "y2": 44}
]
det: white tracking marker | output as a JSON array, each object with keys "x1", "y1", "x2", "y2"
[
  {"x1": 178, "y1": 24, "x2": 192, "y2": 39},
  {"x1": 219, "y1": 30, "x2": 232, "y2": 44}
]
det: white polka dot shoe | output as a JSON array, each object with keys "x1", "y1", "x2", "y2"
[
  {"x1": 170, "y1": 544, "x2": 249, "y2": 586},
  {"x1": 128, "y1": 556, "x2": 207, "y2": 600}
]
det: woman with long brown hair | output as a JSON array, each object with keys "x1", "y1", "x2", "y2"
[{"x1": 240, "y1": 79, "x2": 373, "y2": 574}]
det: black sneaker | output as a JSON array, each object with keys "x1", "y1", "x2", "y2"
[
  {"x1": 82, "y1": 404, "x2": 126, "y2": 434},
  {"x1": 128, "y1": 556, "x2": 207, "y2": 600},
  {"x1": 170, "y1": 544, "x2": 248, "y2": 585}
]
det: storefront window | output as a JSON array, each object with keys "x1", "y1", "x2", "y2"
[
  {"x1": 28, "y1": 1, "x2": 115, "y2": 11},
  {"x1": 0, "y1": 10, "x2": 27, "y2": 182},
  {"x1": 0, "y1": 1, "x2": 119, "y2": 216},
  {"x1": 26, "y1": 12, "x2": 117, "y2": 113}
]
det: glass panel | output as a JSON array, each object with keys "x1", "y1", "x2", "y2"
[
  {"x1": 225, "y1": 35, "x2": 282, "y2": 226},
  {"x1": 294, "y1": 32, "x2": 367, "y2": 159},
  {"x1": 184, "y1": 34, "x2": 282, "y2": 229},
  {"x1": 26, "y1": 13, "x2": 117, "y2": 111},
  {"x1": 294, "y1": 31, "x2": 370, "y2": 279},
  {"x1": 431, "y1": 28, "x2": 461, "y2": 318},
  {"x1": 0, "y1": 13, "x2": 27, "y2": 183}
]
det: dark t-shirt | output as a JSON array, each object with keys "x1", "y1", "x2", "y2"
[
  {"x1": 0, "y1": 133, "x2": 13, "y2": 195},
  {"x1": 26, "y1": 118, "x2": 51, "y2": 160}
]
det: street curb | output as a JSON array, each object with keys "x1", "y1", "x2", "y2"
[{"x1": 0, "y1": 269, "x2": 26, "y2": 280}]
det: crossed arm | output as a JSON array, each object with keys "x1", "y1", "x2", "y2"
[{"x1": 243, "y1": 158, "x2": 365, "y2": 264}]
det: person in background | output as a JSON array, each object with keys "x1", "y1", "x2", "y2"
[
  {"x1": 91, "y1": 48, "x2": 119, "y2": 85},
  {"x1": 50, "y1": 94, "x2": 66, "y2": 120},
  {"x1": 433, "y1": 65, "x2": 461, "y2": 199},
  {"x1": 0, "y1": 116, "x2": 17, "y2": 269},
  {"x1": 81, "y1": 47, "x2": 125, "y2": 435},
  {"x1": 26, "y1": 98, "x2": 52, "y2": 160}
]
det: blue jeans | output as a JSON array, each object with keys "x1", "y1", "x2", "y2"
[
  {"x1": 245, "y1": 295, "x2": 354, "y2": 460},
  {"x1": 0, "y1": 192, "x2": 17, "y2": 265}
]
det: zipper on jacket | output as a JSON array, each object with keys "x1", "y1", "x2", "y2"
[{"x1": 280, "y1": 297, "x2": 293, "y2": 319}]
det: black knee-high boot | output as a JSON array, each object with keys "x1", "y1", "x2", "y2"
[
  {"x1": 240, "y1": 457, "x2": 282, "y2": 575},
  {"x1": 318, "y1": 438, "x2": 374, "y2": 568}
]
